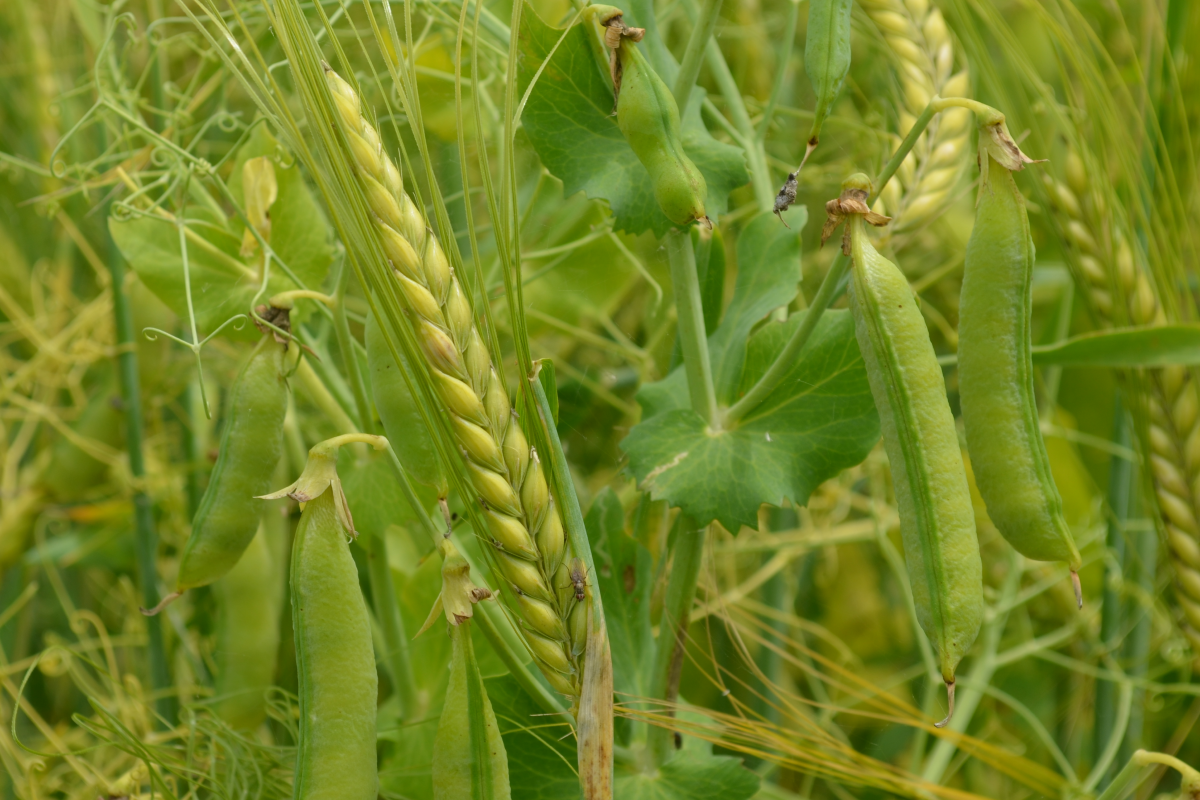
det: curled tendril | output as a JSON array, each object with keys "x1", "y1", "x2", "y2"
[{"x1": 217, "y1": 113, "x2": 239, "y2": 133}]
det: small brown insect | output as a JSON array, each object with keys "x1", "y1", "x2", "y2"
[{"x1": 567, "y1": 557, "x2": 588, "y2": 602}]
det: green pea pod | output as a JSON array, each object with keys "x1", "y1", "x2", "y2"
[
  {"x1": 213, "y1": 520, "x2": 283, "y2": 730},
  {"x1": 804, "y1": 0, "x2": 852, "y2": 147},
  {"x1": 175, "y1": 335, "x2": 288, "y2": 594},
  {"x1": 42, "y1": 380, "x2": 124, "y2": 501},
  {"x1": 431, "y1": 622, "x2": 511, "y2": 800},
  {"x1": 958, "y1": 146, "x2": 1083, "y2": 597},
  {"x1": 842, "y1": 176, "x2": 982, "y2": 726},
  {"x1": 366, "y1": 309, "x2": 449, "y2": 495},
  {"x1": 616, "y1": 40, "x2": 708, "y2": 227},
  {"x1": 291, "y1": 489, "x2": 378, "y2": 800}
]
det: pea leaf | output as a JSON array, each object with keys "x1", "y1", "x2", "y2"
[
  {"x1": 517, "y1": 3, "x2": 748, "y2": 238},
  {"x1": 109, "y1": 126, "x2": 333, "y2": 340},
  {"x1": 622, "y1": 211, "x2": 879, "y2": 532},
  {"x1": 584, "y1": 489, "x2": 653, "y2": 719},
  {"x1": 486, "y1": 676, "x2": 579, "y2": 800},
  {"x1": 614, "y1": 729, "x2": 759, "y2": 799}
]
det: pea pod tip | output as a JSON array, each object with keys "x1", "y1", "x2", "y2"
[
  {"x1": 934, "y1": 680, "x2": 956, "y2": 728},
  {"x1": 139, "y1": 591, "x2": 182, "y2": 617}
]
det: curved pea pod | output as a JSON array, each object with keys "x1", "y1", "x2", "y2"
[
  {"x1": 42, "y1": 380, "x2": 124, "y2": 501},
  {"x1": 213, "y1": 520, "x2": 283, "y2": 730},
  {"x1": 804, "y1": 0, "x2": 852, "y2": 147},
  {"x1": 958, "y1": 151, "x2": 1083, "y2": 599},
  {"x1": 175, "y1": 335, "x2": 288, "y2": 594},
  {"x1": 845, "y1": 190, "x2": 982, "y2": 726},
  {"x1": 291, "y1": 489, "x2": 378, "y2": 800},
  {"x1": 366, "y1": 310, "x2": 450, "y2": 496},
  {"x1": 615, "y1": 41, "x2": 708, "y2": 227},
  {"x1": 431, "y1": 622, "x2": 511, "y2": 800}
]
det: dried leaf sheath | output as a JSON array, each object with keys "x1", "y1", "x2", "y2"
[{"x1": 323, "y1": 67, "x2": 586, "y2": 700}]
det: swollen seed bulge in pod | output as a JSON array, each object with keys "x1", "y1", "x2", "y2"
[
  {"x1": 497, "y1": 550, "x2": 552, "y2": 601},
  {"x1": 451, "y1": 416, "x2": 505, "y2": 472},
  {"x1": 486, "y1": 508, "x2": 538, "y2": 560},
  {"x1": 503, "y1": 423, "x2": 530, "y2": 489},
  {"x1": 432, "y1": 372, "x2": 488, "y2": 426},
  {"x1": 513, "y1": 589, "x2": 567, "y2": 642},
  {"x1": 525, "y1": 631, "x2": 573, "y2": 674},
  {"x1": 615, "y1": 41, "x2": 708, "y2": 226},
  {"x1": 537, "y1": 506, "x2": 566, "y2": 575}
]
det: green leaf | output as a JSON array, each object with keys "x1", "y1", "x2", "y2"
[
  {"x1": 1030, "y1": 324, "x2": 1200, "y2": 366},
  {"x1": 109, "y1": 126, "x2": 333, "y2": 341},
  {"x1": 432, "y1": 623, "x2": 511, "y2": 800},
  {"x1": 614, "y1": 730, "x2": 760, "y2": 799},
  {"x1": 517, "y1": 4, "x2": 749, "y2": 238},
  {"x1": 640, "y1": 209, "x2": 807, "y2": 418},
  {"x1": 622, "y1": 309, "x2": 879, "y2": 532},
  {"x1": 486, "y1": 676, "x2": 579, "y2": 800},
  {"x1": 584, "y1": 489, "x2": 653, "y2": 711}
]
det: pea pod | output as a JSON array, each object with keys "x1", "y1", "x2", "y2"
[
  {"x1": 290, "y1": 489, "x2": 378, "y2": 800},
  {"x1": 366, "y1": 309, "x2": 449, "y2": 494},
  {"x1": 837, "y1": 175, "x2": 982, "y2": 726},
  {"x1": 804, "y1": 0, "x2": 852, "y2": 148},
  {"x1": 958, "y1": 129, "x2": 1083, "y2": 601},
  {"x1": 148, "y1": 335, "x2": 288, "y2": 613},
  {"x1": 614, "y1": 37, "x2": 708, "y2": 227},
  {"x1": 213, "y1": 520, "x2": 283, "y2": 730}
]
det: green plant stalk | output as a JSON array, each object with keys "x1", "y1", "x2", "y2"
[
  {"x1": 723, "y1": 100, "x2": 941, "y2": 426},
  {"x1": 702, "y1": 37, "x2": 773, "y2": 209},
  {"x1": 920, "y1": 551, "x2": 1023, "y2": 783},
  {"x1": 107, "y1": 234, "x2": 174, "y2": 726},
  {"x1": 671, "y1": 0, "x2": 725, "y2": 114},
  {"x1": 1096, "y1": 403, "x2": 1132, "y2": 771},
  {"x1": 647, "y1": 520, "x2": 708, "y2": 764},
  {"x1": 1120, "y1": 521, "x2": 1157, "y2": 765},
  {"x1": 756, "y1": 0, "x2": 800, "y2": 141},
  {"x1": 333, "y1": 258, "x2": 376, "y2": 437},
  {"x1": 1096, "y1": 750, "x2": 1200, "y2": 800},
  {"x1": 667, "y1": 230, "x2": 719, "y2": 426},
  {"x1": 365, "y1": 531, "x2": 420, "y2": 720}
]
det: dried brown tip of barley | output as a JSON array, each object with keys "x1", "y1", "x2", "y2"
[{"x1": 934, "y1": 680, "x2": 956, "y2": 728}]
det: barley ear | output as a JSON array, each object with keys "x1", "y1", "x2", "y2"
[{"x1": 323, "y1": 66, "x2": 589, "y2": 700}]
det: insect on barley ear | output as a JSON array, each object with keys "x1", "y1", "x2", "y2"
[
  {"x1": 957, "y1": 116, "x2": 1083, "y2": 608},
  {"x1": 827, "y1": 174, "x2": 983, "y2": 727}
]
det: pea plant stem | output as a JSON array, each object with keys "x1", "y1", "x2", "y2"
[
  {"x1": 723, "y1": 99, "x2": 943, "y2": 428},
  {"x1": 1096, "y1": 750, "x2": 1200, "y2": 800},
  {"x1": 106, "y1": 230, "x2": 174, "y2": 726},
  {"x1": 646, "y1": 520, "x2": 708, "y2": 765},
  {"x1": 332, "y1": 257, "x2": 376, "y2": 438},
  {"x1": 671, "y1": 0, "x2": 724, "y2": 114},
  {"x1": 364, "y1": 532, "x2": 421, "y2": 720},
  {"x1": 667, "y1": 230, "x2": 719, "y2": 427},
  {"x1": 755, "y1": 0, "x2": 800, "y2": 141}
]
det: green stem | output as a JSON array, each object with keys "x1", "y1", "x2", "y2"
[
  {"x1": 647, "y1": 520, "x2": 708, "y2": 765},
  {"x1": 1096, "y1": 755, "x2": 1151, "y2": 800},
  {"x1": 723, "y1": 100, "x2": 941, "y2": 427},
  {"x1": 671, "y1": 0, "x2": 724, "y2": 114},
  {"x1": 1120, "y1": 516, "x2": 1157, "y2": 764},
  {"x1": 920, "y1": 552, "x2": 1023, "y2": 783},
  {"x1": 756, "y1": 0, "x2": 800, "y2": 141},
  {"x1": 667, "y1": 230, "x2": 719, "y2": 426},
  {"x1": 1096, "y1": 402, "x2": 1132, "y2": 771},
  {"x1": 107, "y1": 230, "x2": 174, "y2": 726},
  {"x1": 333, "y1": 258, "x2": 375, "y2": 436},
  {"x1": 702, "y1": 37, "x2": 773, "y2": 209},
  {"x1": 365, "y1": 531, "x2": 420, "y2": 720}
]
